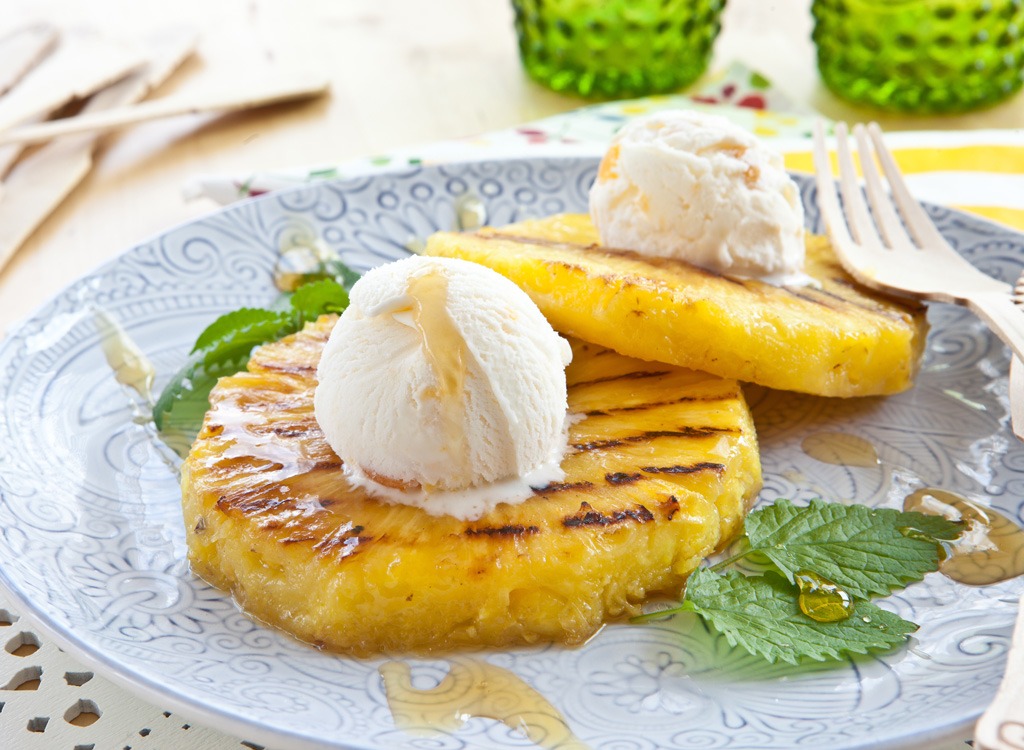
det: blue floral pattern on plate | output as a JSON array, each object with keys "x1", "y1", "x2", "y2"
[{"x1": 0, "y1": 157, "x2": 1022, "y2": 750}]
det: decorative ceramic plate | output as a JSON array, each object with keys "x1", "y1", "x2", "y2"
[{"x1": 1, "y1": 157, "x2": 1022, "y2": 750}]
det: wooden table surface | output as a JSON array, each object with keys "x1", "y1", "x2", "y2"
[{"x1": 2, "y1": 0, "x2": 1024, "y2": 334}]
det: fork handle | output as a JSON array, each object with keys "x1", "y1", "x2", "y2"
[
  {"x1": 974, "y1": 594, "x2": 1024, "y2": 750},
  {"x1": 967, "y1": 292, "x2": 1024, "y2": 363}
]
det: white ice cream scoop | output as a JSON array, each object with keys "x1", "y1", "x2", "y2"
[
  {"x1": 314, "y1": 255, "x2": 573, "y2": 520},
  {"x1": 589, "y1": 110, "x2": 809, "y2": 286}
]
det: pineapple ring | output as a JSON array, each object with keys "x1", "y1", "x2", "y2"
[
  {"x1": 424, "y1": 214, "x2": 929, "y2": 398},
  {"x1": 181, "y1": 316, "x2": 761, "y2": 655}
]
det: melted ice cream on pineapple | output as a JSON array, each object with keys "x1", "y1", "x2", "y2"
[
  {"x1": 589, "y1": 110, "x2": 810, "y2": 286},
  {"x1": 314, "y1": 256, "x2": 572, "y2": 520}
]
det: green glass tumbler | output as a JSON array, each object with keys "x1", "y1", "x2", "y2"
[
  {"x1": 812, "y1": 0, "x2": 1024, "y2": 113},
  {"x1": 512, "y1": 0, "x2": 727, "y2": 99}
]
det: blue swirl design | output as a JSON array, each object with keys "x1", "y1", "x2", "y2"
[{"x1": 0, "y1": 159, "x2": 1023, "y2": 749}]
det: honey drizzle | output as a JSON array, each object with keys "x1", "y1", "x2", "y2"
[
  {"x1": 801, "y1": 432, "x2": 879, "y2": 468},
  {"x1": 407, "y1": 270, "x2": 472, "y2": 482},
  {"x1": 904, "y1": 488, "x2": 1024, "y2": 586},
  {"x1": 96, "y1": 310, "x2": 156, "y2": 405},
  {"x1": 380, "y1": 658, "x2": 590, "y2": 750}
]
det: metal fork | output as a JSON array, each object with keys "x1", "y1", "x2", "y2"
[{"x1": 811, "y1": 121, "x2": 1024, "y2": 365}]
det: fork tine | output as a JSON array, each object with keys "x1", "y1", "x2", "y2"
[
  {"x1": 853, "y1": 124, "x2": 913, "y2": 251},
  {"x1": 866, "y1": 122, "x2": 948, "y2": 249},
  {"x1": 833, "y1": 122, "x2": 881, "y2": 248},
  {"x1": 811, "y1": 119, "x2": 855, "y2": 249}
]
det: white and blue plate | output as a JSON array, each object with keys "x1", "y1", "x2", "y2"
[{"x1": 1, "y1": 157, "x2": 1023, "y2": 750}]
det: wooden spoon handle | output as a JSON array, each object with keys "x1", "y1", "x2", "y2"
[
  {"x1": 975, "y1": 594, "x2": 1024, "y2": 750},
  {"x1": 0, "y1": 74, "x2": 330, "y2": 147},
  {"x1": 1010, "y1": 272, "x2": 1024, "y2": 443}
]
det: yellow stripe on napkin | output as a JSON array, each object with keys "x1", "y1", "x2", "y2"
[
  {"x1": 784, "y1": 143, "x2": 1024, "y2": 233},
  {"x1": 785, "y1": 145, "x2": 1024, "y2": 177}
]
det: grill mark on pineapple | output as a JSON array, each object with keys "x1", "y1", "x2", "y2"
[
  {"x1": 660, "y1": 496, "x2": 680, "y2": 520},
  {"x1": 584, "y1": 394, "x2": 735, "y2": 417},
  {"x1": 573, "y1": 427, "x2": 735, "y2": 453},
  {"x1": 313, "y1": 523, "x2": 371, "y2": 558},
  {"x1": 480, "y1": 232, "x2": 593, "y2": 251},
  {"x1": 482, "y1": 232, "x2": 750, "y2": 287},
  {"x1": 562, "y1": 501, "x2": 655, "y2": 527},
  {"x1": 268, "y1": 423, "x2": 319, "y2": 438},
  {"x1": 281, "y1": 534, "x2": 317, "y2": 544},
  {"x1": 821, "y1": 280, "x2": 923, "y2": 319},
  {"x1": 232, "y1": 395, "x2": 310, "y2": 412},
  {"x1": 641, "y1": 461, "x2": 725, "y2": 475},
  {"x1": 533, "y1": 480, "x2": 595, "y2": 495},
  {"x1": 782, "y1": 284, "x2": 911, "y2": 323},
  {"x1": 201, "y1": 423, "x2": 225, "y2": 438},
  {"x1": 299, "y1": 326, "x2": 332, "y2": 342},
  {"x1": 465, "y1": 524, "x2": 541, "y2": 537},
  {"x1": 253, "y1": 361, "x2": 317, "y2": 375},
  {"x1": 217, "y1": 491, "x2": 289, "y2": 515},
  {"x1": 570, "y1": 370, "x2": 671, "y2": 389},
  {"x1": 606, "y1": 472, "x2": 642, "y2": 485},
  {"x1": 780, "y1": 287, "x2": 843, "y2": 309},
  {"x1": 311, "y1": 458, "x2": 343, "y2": 471}
]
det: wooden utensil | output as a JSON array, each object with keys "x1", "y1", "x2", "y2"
[
  {"x1": 974, "y1": 593, "x2": 1024, "y2": 750},
  {"x1": 0, "y1": 27, "x2": 146, "y2": 135},
  {"x1": 1011, "y1": 272, "x2": 1024, "y2": 441},
  {"x1": 0, "y1": 74, "x2": 330, "y2": 147},
  {"x1": 0, "y1": 23, "x2": 59, "y2": 97},
  {"x1": 0, "y1": 27, "x2": 146, "y2": 185},
  {"x1": 0, "y1": 28, "x2": 197, "y2": 273}
]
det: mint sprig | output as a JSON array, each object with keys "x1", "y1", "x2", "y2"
[
  {"x1": 637, "y1": 499, "x2": 963, "y2": 664},
  {"x1": 744, "y1": 499, "x2": 962, "y2": 599},
  {"x1": 189, "y1": 308, "x2": 295, "y2": 364},
  {"x1": 290, "y1": 278, "x2": 351, "y2": 324},
  {"x1": 682, "y1": 569, "x2": 917, "y2": 665},
  {"x1": 153, "y1": 276, "x2": 354, "y2": 447}
]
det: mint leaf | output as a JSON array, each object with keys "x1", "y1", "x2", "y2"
[
  {"x1": 744, "y1": 499, "x2": 963, "y2": 600},
  {"x1": 153, "y1": 272, "x2": 358, "y2": 451},
  {"x1": 290, "y1": 278, "x2": 349, "y2": 324},
  {"x1": 195, "y1": 311, "x2": 294, "y2": 370},
  {"x1": 155, "y1": 308, "x2": 299, "y2": 441},
  {"x1": 191, "y1": 308, "x2": 292, "y2": 354},
  {"x1": 683, "y1": 568, "x2": 917, "y2": 665},
  {"x1": 152, "y1": 351, "x2": 249, "y2": 434},
  {"x1": 153, "y1": 309, "x2": 292, "y2": 450}
]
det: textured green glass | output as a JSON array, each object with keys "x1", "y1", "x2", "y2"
[
  {"x1": 812, "y1": 0, "x2": 1024, "y2": 113},
  {"x1": 512, "y1": 0, "x2": 726, "y2": 99}
]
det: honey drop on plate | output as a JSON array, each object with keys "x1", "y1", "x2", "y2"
[
  {"x1": 380, "y1": 658, "x2": 589, "y2": 749},
  {"x1": 904, "y1": 488, "x2": 1024, "y2": 586},
  {"x1": 800, "y1": 432, "x2": 879, "y2": 468}
]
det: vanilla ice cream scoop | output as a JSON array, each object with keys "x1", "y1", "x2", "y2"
[
  {"x1": 589, "y1": 110, "x2": 809, "y2": 285},
  {"x1": 314, "y1": 255, "x2": 573, "y2": 519}
]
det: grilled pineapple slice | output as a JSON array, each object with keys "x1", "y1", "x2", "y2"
[
  {"x1": 424, "y1": 214, "x2": 928, "y2": 397},
  {"x1": 182, "y1": 315, "x2": 760, "y2": 655}
]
